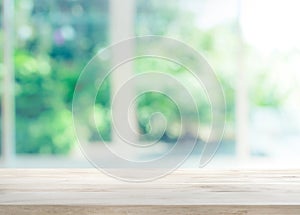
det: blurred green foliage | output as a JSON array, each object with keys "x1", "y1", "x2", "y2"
[
  {"x1": 13, "y1": 0, "x2": 109, "y2": 154},
  {"x1": 14, "y1": 50, "x2": 75, "y2": 154},
  {"x1": 1, "y1": 0, "x2": 235, "y2": 154},
  {"x1": 1, "y1": 0, "x2": 250, "y2": 154}
]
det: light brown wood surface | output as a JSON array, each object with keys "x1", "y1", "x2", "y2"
[{"x1": 0, "y1": 169, "x2": 300, "y2": 214}]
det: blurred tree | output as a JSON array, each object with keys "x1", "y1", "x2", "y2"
[
  {"x1": 14, "y1": 0, "x2": 109, "y2": 154},
  {"x1": 135, "y1": 0, "x2": 237, "y2": 141},
  {"x1": 10, "y1": 0, "x2": 247, "y2": 154}
]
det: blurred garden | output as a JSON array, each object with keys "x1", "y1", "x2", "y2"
[
  {"x1": 1, "y1": 0, "x2": 300, "y2": 164},
  {"x1": 1, "y1": 0, "x2": 237, "y2": 155}
]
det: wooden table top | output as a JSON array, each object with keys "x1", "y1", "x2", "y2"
[{"x1": 0, "y1": 169, "x2": 300, "y2": 214}]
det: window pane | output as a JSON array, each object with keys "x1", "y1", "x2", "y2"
[{"x1": 15, "y1": 0, "x2": 109, "y2": 154}]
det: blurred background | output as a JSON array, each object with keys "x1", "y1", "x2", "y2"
[{"x1": 1, "y1": 0, "x2": 300, "y2": 168}]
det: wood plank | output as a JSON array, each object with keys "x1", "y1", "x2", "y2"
[
  {"x1": 1, "y1": 206, "x2": 300, "y2": 215},
  {"x1": 0, "y1": 169, "x2": 300, "y2": 214}
]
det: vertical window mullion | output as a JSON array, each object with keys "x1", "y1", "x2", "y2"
[
  {"x1": 1, "y1": 0, "x2": 15, "y2": 166},
  {"x1": 236, "y1": 0, "x2": 250, "y2": 161}
]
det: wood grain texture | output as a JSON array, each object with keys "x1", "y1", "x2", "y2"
[{"x1": 0, "y1": 169, "x2": 300, "y2": 214}]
